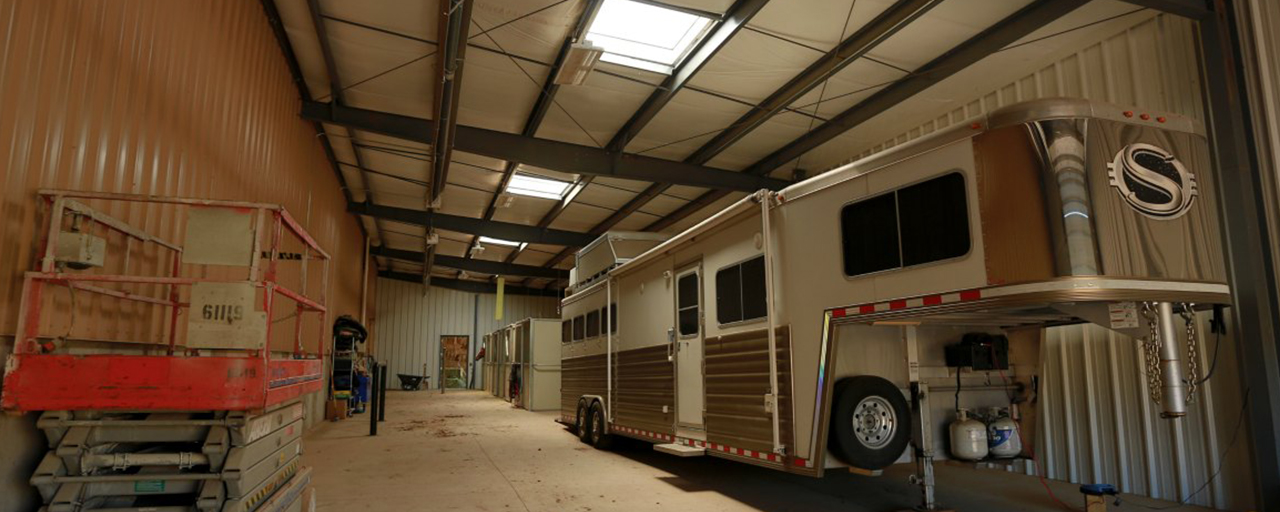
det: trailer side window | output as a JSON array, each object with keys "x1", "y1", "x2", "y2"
[
  {"x1": 586, "y1": 309, "x2": 601, "y2": 338},
  {"x1": 609, "y1": 303, "x2": 618, "y2": 334},
  {"x1": 573, "y1": 315, "x2": 585, "y2": 341},
  {"x1": 562, "y1": 320, "x2": 571, "y2": 343},
  {"x1": 716, "y1": 255, "x2": 768, "y2": 325},
  {"x1": 841, "y1": 172, "x2": 969, "y2": 276},
  {"x1": 676, "y1": 272, "x2": 699, "y2": 336}
]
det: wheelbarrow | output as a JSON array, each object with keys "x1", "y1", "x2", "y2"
[{"x1": 396, "y1": 374, "x2": 429, "y2": 391}]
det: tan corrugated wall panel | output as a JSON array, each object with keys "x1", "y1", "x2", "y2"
[{"x1": 0, "y1": 2, "x2": 369, "y2": 510}]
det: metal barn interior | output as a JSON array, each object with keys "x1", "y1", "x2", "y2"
[{"x1": 1, "y1": 0, "x2": 1280, "y2": 511}]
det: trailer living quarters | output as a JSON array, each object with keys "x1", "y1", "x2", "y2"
[{"x1": 558, "y1": 98, "x2": 1231, "y2": 499}]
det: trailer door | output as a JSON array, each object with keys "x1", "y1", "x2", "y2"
[{"x1": 674, "y1": 265, "x2": 704, "y2": 429}]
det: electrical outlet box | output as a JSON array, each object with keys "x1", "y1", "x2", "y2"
[{"x1": 55, "y1": 232, "x2": 106, "y2": 269}]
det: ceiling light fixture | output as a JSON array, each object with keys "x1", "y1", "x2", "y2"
[{"x1": 554, "y1": 41, "x2": 605, "y2": 85}]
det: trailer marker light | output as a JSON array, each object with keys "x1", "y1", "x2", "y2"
[
  {"x1": 1157, "y1": 116, "x2": 1167, "y2": 123},
  {"x1": 1123, "y1": 111, "x2": 1134, "y2": 117}
]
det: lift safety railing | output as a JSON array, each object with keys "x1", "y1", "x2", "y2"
[{"x1": 3, "y1": 190, "x2": 331, "y2": 412}]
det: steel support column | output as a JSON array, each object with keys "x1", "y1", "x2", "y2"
[{"x1": 1197, "y1": 1, "x2": 1280, "y2": 507}]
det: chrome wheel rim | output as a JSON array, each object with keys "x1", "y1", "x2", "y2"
[
  {"x1": 591, "y1": 411, "x2": 603, "y2": 442},
  {"x1": 852, "y1": 396, "x2": 896, "y2": 449}
]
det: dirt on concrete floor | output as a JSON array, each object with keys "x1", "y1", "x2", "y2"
[{"x1": 302, "y1": 390, "x2": 1221, "y2": 512}]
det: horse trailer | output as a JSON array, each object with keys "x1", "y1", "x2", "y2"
[{"x1": 558, "y1": 98, "x2": 1229, "y2": 508}]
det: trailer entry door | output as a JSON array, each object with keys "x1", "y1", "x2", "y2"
[{"x1": 675, "y1": 265, "x2": 705, "y2": 430}]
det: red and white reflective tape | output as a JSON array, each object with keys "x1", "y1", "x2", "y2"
[
  {"x1": 831, "y1": 289, "x2": 981, "y2": 318},
  {"x1": 612, "y1": 424, "x2": 675, "y2": 442},
  {"x1": 561, "y1": 416, "x2": 814, "y2": 469},
  {"x1": 677, "y1": 437, "x2": 813, "y2": 468}
]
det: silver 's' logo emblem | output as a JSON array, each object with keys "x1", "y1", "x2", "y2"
[{"x1": 1107, "y1": 143, "x2": 1197, "y2": 220}]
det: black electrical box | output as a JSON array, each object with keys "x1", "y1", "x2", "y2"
[{"x1": 945, "y1": 333, "x2": 1009, "y2": 370}]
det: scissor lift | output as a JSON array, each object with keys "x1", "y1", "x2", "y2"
[{"x1": 3, "y1": 190, "x2": 328, "y2": 511}]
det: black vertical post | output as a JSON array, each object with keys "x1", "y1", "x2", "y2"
[
  {"x1": 379, "y1": 363, "x2": 388, "y2": 422},
  {"x1": 369, "y1": 362, "x2": 379, "y2": 436}
]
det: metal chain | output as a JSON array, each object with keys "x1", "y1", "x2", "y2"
[
  {"x1": 1181, "y1": 303, "x2": 1200, "y2": 404},
  {"x1": 1141, "y1": 302, "x2": 1163, "y2": 405}
]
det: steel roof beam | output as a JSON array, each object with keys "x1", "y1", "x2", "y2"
[
  {"x1": 1120, "y1": 0, "x2": 1211, "y2": 19},
  {"x1": 641, "y1": 0, "x2": 1090, "y2": 235},
  {"x1": 378, "y1": 270, "x2": 561, "y2": 296},
  {"x1": 348, "y1": 202, "x2": 597, "y2": 247},
  {"x1": 371, "y1": 246, "x2": 568, "y2": 279},
  {"x1": 301, "y1": 102, "x2": 786, "y2": 191}
]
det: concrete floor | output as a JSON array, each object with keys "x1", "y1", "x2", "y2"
[{"x1": 303, "y1": 390, "x2": 1218, "y2": 512}]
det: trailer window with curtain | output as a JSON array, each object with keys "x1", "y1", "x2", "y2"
[
  {"x1": 573, "y1": 315, "x2": 585, "y2": 341},
  {"x1": 715, "y1": 255, "x2": 768, "y2": 325},
  {"x1": 586, "y1": 309, "x2": 601, "y2": 338},
  {"x1": 561, "y1": 320, "x2": 571, "y2": 343},
  {"x1": 840, "y1": 172, "x2": 970, "y2": 277}
]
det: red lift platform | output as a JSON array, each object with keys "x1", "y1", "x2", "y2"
[{"x1": 2, "y1": 190, "x2": 329, "y2": 413}]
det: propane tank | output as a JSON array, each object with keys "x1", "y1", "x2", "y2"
[
  {"x1": 949, "y1": 408, "x2": 988, "y2": 461},
  {"x1": 987, "y1": 408, "x2": 1022, "y2": 459}
]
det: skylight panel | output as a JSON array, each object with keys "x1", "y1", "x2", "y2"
[
  {"x1": 506, "y1": 172, "x2": 572, "y2": 200},
  {"x1": 585, "y1": 0, "x2": 714, "y2": 74}
]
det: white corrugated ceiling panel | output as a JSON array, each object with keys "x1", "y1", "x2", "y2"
[
  {"x1": 457, "y1": 48, "x2": 548, "y2": 133},
  {"x1": 275, "y1": 0, "x2": 331, "y2": 100},
  {"x1": 623, "y1": 88, "x2": 752, "y2": 161},
  {"x1": 747, "y1": 0, "x2": 896, "y2": 55},
  {"x1": 799, "y1": 1, "x2": 1157, "y2": 173},
  {"x1": 682, "y1": 29, "x2": 818, "y2": 105},
  {"x1": 546, "y1": 202, "x2": 614, "y2": 233},
  {"x1": 659, "y1": 0, "x2": 735, "y2": 14},
  {"x1": 473, "y1": 0, "x2": 585, "y2": 65},
  {"x1": 321, "y1": 17, "x2": 437, "y2": 117},
  {"x1": 867, "y1": 0, "x2": 1034, "y2": 71},
  {"x1": 783, "y1": 58, "x2": 905, "y2": 120},
  {"x1": 536, "y1": 69, "x2": 658, "y2": 147},
  {"x1": 320, "y1": 0, "x2": 437, "y2": 42},
  {"x1": 703, "y1": 111, "x2": 813, "y2": 171}
]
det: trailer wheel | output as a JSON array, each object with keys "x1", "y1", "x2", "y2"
[
  {"x1": 588, "y1": 402, "x2": 614, "y2": 449},
  {"x1": 828, "y1": 376, "x2": 909, "y2": 471},
  {"x1": 575, "y1": 400, "x2": 590, "y2": 441}
]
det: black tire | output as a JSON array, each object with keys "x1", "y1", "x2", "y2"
[
  {"x1": 575, "y1": 400, "x2": 591, "y2": 441},
  {"x1": 588, "y1": 402, "x2": 614, "y2": 449},
  {"x1": 828, "y1": 375, "x2": 910, "y2": 471}
]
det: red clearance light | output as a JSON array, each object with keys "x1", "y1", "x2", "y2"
[
  {"x1": 1140, "y1": 113, "x2": 1151, "y2": 120},
  {"x1": 1157, "y1": 116, "x2": 1167, "y2": 123},
  {"x1": 1123, "y1": 111, "x2": 1134, "y2": 117},
  {"x1": 970, "y1": 122, "x2": 982, "y2": 130}
]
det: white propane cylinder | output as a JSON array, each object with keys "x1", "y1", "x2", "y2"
[
  {"x1": 949, "y1": 408, "x2": 989, "y2": 461},
  {"x1": 988, "y1": 409, "x2": 1022, "y2": 459}
]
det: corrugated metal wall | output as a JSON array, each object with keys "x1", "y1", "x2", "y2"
[
  {"x1": 1040, "y1": 315, "x2": 1252, "y2": 510},
  {"x1": 844, "y1": 14, "x2": 1254, "y2": 510},
  {"x1": 373, "y1": 277, "x2": 559, "y2": 387},
  {"x1": 0, "y1": 2, "x2": 369, "y2": 510}
]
